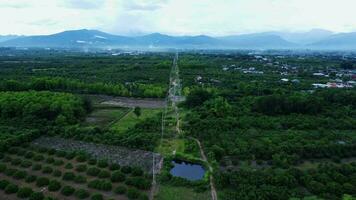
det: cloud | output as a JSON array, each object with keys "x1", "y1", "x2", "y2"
[
  {"x1": 61, "y1": 0, "x2": 106, "y2": 10},
  {"x1": 123, "y1": 0, "x2": 169, "y2": 11}
]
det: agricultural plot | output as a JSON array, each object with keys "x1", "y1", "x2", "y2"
[
  {"x1": 85, "y1": 95, "x2": 166, "y2": 109},
  {"x1": 83, "y1": 107, "x2": 130, "y2": 128},
  {"x1": 0, "y1": 144, "x2": 153, "y2": 200},
  {"x1": 32, "y1": 137, "x2": 163, "y2": 174}
]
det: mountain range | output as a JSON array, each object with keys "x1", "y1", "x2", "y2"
[{"x1": 1, "y1": 29, "x2": 356, "y2": 50}]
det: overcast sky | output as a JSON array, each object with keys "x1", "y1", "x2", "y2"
[{"x1": 1, "y1": 0, "x2": 356, "y2": 36}]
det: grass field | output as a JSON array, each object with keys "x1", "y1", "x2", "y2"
[
  {"x1": 110, "y1": 108, "x2": 162, "y2": 133},
  {"x1": 156, "y1": 184, "x2": 211, "y2": 200},
  {"x1": 156, "y1": 138, "x2": 185, "y2": 156}
]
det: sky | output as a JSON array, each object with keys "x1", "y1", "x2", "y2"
[{"x1": 1, "y1": 0, "x2": 356, "y2": 36}]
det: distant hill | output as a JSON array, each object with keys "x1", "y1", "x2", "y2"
[
  {"x1": 309, "y1": 32, "x2": 356, "y2": 49},
  {"x1": 0, "y1": 35, "x2": 23, "y2": 43},
  {"x1": 1, "y1": 29, "x2": 356, "y2": 50}
]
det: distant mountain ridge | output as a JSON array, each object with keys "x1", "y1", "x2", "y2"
[{"x1": 1, "y1": 29, "x2": 356, "y2": 50}]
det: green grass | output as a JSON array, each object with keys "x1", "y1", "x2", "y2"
[
  {"x1": 156, "y1": 185, "x2": 211, "y2": 200},
  {"x1": 110, "y1": 108, "x2": 162, "y2": 133},
  {"x1": 156, "y1": 138, "x2": 185, "y2": 156},
  {"x1": 82, "y1": 107, "x2": 130, "y2": 128}
]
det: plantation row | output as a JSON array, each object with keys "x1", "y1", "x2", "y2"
[{"x1": 0, "y1": 144, "x2": 151, "y2": 200}]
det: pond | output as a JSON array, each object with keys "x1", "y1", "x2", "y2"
[{"x1": 169, "y1": 160, "x2": 206, "y2": 181}]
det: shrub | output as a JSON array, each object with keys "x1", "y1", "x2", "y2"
[
  {"x1": 91, "y1": 193, "x2": 103, "y2": 200},
  {"x1": 46, "y1": 157, "x2": 55, "y2": 164},
  {"x1": 61, "y1": 185, "x2": 75, "y2": 196},
  {"x1": 75, "y1": 189, "x2": 90, "y2": 199},
  {"x1": 36, "y1": 177, "x2": 49, "y2": 187},
  {"x1": 55, "y1": 151, "x2": 67, "y2": 158},
  {"x1": 11, "y1": 158, "x2": 22, "y2": 166},
  {"x1": 0, "y1": 179, "x2": 10, "y2": 189},
  {"x1": 62, "y1": 172, "x2": 76, "y2": 181},
  {"x1": 5, "y1": 168, "x2": 17, "y2": 176},
  {"x1": 109, "y1": 163, "x2": 120, "y2": 171},
  {"x1": 0, "y1": 163, "x2": 7, "y2": 172},
  {"x1": 131, "y1": 167, "x2": 144, "y2": 177},
  {"x1": 127, "y1": 188, "x2": 140, "y2": 199},
  {"x1": 114, "y1": 185, "x2": 127, "y2": 194},
  {"x1": 20, "y1": 160, "x2": 32, "y2": 168},
  {"x1": 3, "y1": 156, "x2": 12, "y2": 162},
  {"x1": 111, "y1": 171, "x2": 126, "y2": 182},
  {"x1": 121, "y1": 166, "x2": 132, "y2": 174},
  {"x1": 8, "y1": 147, "x2": 19, "y2": 154},
  {"x1": 29, "y1": 192, "x2": 44, "y2": 200},
  {"x1": 48, "y1": 180, "x2": 61, "y2": 192},
  {"x1": 17, "y1": 187, "x2": 33, "y2": 198},
  {"x1": 87, "y1": 167, "x2": 101, "y2": 176},
  {"x1": 65, "y1": 152, "x2": 76, "y2": 160},
  {"x1": 88, "y1": 159, "x2": 97, "y2": 165},
  {"x1": 53, "y1": 159, "x2": 64, "y2": 166},
  {"x1": 125, "y1": 177, "x2": 151, "y2": 190},
  {"x1": 88, "y1": 179, "x2": 112, "y2": 191},
  {"x1": 47, "y1": 149, "x2": 56, "y2": 155},
  {"x1": 74, "y1": 175, "x2": 87, "y2": 184},
  {"x1": 33, "y1": 155, "x2": 45, "y2": 161},
  {"x1": 42, "y1": 166, "x2": 53, "y2": 174},
  {"x1": 76, "y1": 164, "x2": 87, "y2": 172},
  {"x1": 13, "y1": 170, "x2": 27, "y2": 180},
  {"x1": 98, "y1": 170, "x2": 111, "y2": 179},
  {"x1": 0, "y1": 153, "x2": 3, "y2": 159},
  {"x1": 5, "y1": 183, "x2": 19, "y2": 194},
  {"x1": 17, "y1": 149, "x2": 27, "y2": 156},
  {"x1": 25, "y1": 175, "x2": 37, "y2": 183},
  {"x1": 97, "y1": 160, "x2": 108, "y2": 168},
  {"x1": 139, "y1": 194, "x2": 149, "y2": 200},
  {"x1": 38, "y1": 147, "x2": 48, "y2": 153},
  {"x1": 76, "y1": 154, "x2": 87, "y2": 162},
  {"x1": 52, "y1": 170, "x2": 62, "y2": 177},
  {"x1": 32, "y1": 164, "x2": 42, "y2": 171},
  {"x1": 65, "y1": 163, "x2": 73, "y2": 169},
  {"x1": 25, "y1": 152, "x2": 34, "y2": 159}
]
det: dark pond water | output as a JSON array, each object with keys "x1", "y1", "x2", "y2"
[{"x1": 169, "y1": 160, "x2": 205, "y2": 181}]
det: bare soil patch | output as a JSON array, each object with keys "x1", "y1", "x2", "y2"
[{"x1": 86, "y1": 94, "x2": 166, "y2": 108}]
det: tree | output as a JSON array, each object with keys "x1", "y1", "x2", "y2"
[{"x1": 134, "y1": 107, "x2": 142, "y2": 118}]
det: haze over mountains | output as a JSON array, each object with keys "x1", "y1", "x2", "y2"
[{"x1": 1, "y1": 29, "x2": 356, "y2": 50}]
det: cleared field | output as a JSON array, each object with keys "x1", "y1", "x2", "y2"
[
  {"x1": 110, "y1": 108, "x2": 162, "y2": 134},
  {"x1": 85, "y1": 95, "x2": 166, "y2": 109},
  {"x1": 155, "y1": 184, "x2": 211, "y2": 200},
  {"x1": 83, "y1": 107, "x2": 130, "y2": 128}
]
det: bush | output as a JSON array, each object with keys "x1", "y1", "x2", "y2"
[
  {"x1": 25, "y1": 151, "x2": 34, "y2": 159},
  {"x1": 65, "y1": 163, "x2": 73, "y2": 169},
  {"x1": 131, "y1": 167, "x2": 144, "y2": 177},
  {"x1": 114, "y1": 185, "x2": 127, "y2": 194},
  {"x1": 52, "y1": 170, "x2": 62, "y2": 177},
  {"x1": 5, "y1": 168, "x2": 17, "y2": 176},
  {"x1": 46, "y1": 157, "x2": 55, "y2": 164},
  {"x1": 55, "y1": 151, "x2": 67, "y2": 158},
  {"x1": 76, "y1": 164, "x2": 87, "y2": 172},
  {"x1": 48, "y1": 180, "x2": 61, "y2": 192},
  {"x1": 61, "y1": 185, "x2": 75, "y2": 196},
  {"x1": 42, "y1": 166, "x2": 53, "y2": 174},
  {"x1": 87, "y1": 167, "x2": 101, "y2": 176},
  {"x1": 111, "y1": 171, "x2": 126, "y2": 182},
  {"x1": 0, "y1": 163, "x2": 7, "y2": 172},
  {"x1": 38, "y1": 147, "x2": 48, "y2": 153},
  {"x1": 29, "y1": 192, "x2": 44, "y2": 200},
  {"x1": 88, "y1": 179, "x2": 112, "y2": 191},
  {"x1": 3, "y1": 156, "x2": 12, "y2": 162},
  {"x1": 65, "y1": 152, "x2": 76, "y2": 160},
  {"x1": 5, "y1": 183, "x2": 19, "y2": 194},
  {"x1": 139, "y1": 194, "x2": 149, "y2": 200},
  {"x1": 88, "y1": 159, "x2": 97, "y2": 165},
  {"x1": 33, "y1": 155, "x2": 45, "y2": 161},
  {"x1": 53, "y1": 159, "x2": 64, "y2": 166},
  {"x1": 76, "y1": 154, "x2": 88, "y2": 163},
  {"x1": 32, "y1": 164, "x2": 42, "y2": 171},
  {"x1": 25, "y1": 175, "x2": 37, "y2": 183},
  {"x1": 125, "y1": 177, "x2": 151, "y2": 190},
  {"x1": 109, "y1": 163, "x2": 120, "y2": 171},
  {"x1": 98, "y1": 170, "x2": 111, "y2": 179},
  {"x1": 47, "y1": 149, "x2": 57, "y2": 155},
  {"x1": 0, "y1": 179, "x2": 10, "y2": 189},
  {"x1": 17, "y1": 187, "x2": 33, "y2": 198},
  {"x1": 97, "y1": 160, "x2": 109, "y2": 168},
  {"x1": 121, "y1": 166, "x2": 132, "y2": 174},
  {"x1": 75, "y1": 189, "x2": 90, "y2": 199},
  {"x1": 13, "y1": 170, "x2": 27, "y2": 180},
  {"x1": 11, "y1": 158, "x2": 22, "y2": 166},
  {"x1": 36, "y1": 177, "x2": 49, "y2": 187},
  {"x1": 62, "y1": 172, "x2": 76, "y2": 181},
  {"x1": 91, "y1": 193, "x2": 103, "y2": 200},
  {"x1": 127, "y1": 188, "x2": 140, "y2": 199},
  {"x1": 8, "y1": 147, "x2": 19, "y2": 154},
  {"x1": 17, "y1": 149, "x2": 27, "y2": 156},
  {"x1": 74, "y1": 175, "x2": 87, "y2": 184},
  {"x1": 20, "y1": 160, "x2": 32, "y2": 168}
]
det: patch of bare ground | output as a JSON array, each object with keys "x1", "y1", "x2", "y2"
[{"x1": 86, "y1": 94, "x2": 166, "y2": 108}]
